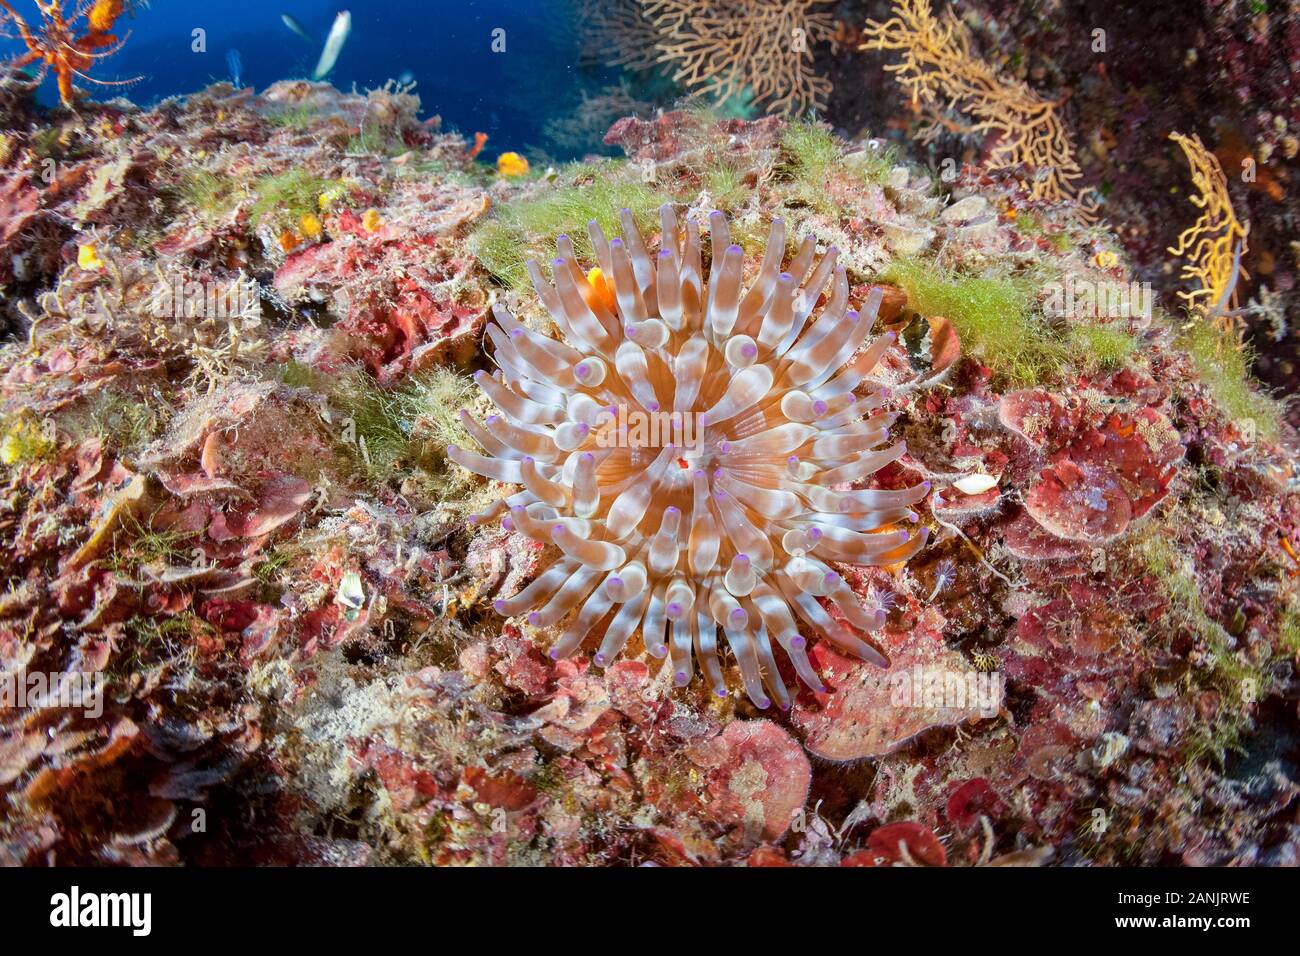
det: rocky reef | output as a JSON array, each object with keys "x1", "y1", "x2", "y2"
[{"x1": 0, "y1": 74, "x2": 1297, "y2": 868}]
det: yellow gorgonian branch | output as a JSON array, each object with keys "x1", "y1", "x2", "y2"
[
  {"x1": 861, "y1": 0, "x2": 1087, "y2": 209},
  {"x1": 1166, "y1": 131, "x2": 1250, "y2": 338},
  {"x1": 638, "y1": 0, "x2": 835, "y2": 117}
]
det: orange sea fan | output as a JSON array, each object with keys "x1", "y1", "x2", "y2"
[
  {"x1": 637, "y1": 0, "x2": 835, "y2": 117},
  {"x1": 862, "y1": 0, "x2": 1088, "y2": 210},
  {"x1": 450, "y1": 206, "x2": 929, "y2": 708},
  {"x1": 1167, "y1": 131, "x2": 1251, "y2": 339},
  {"x1": 575, "y1": 0, "x2": 664, "y2": 74}
]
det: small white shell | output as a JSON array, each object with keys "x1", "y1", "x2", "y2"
[
  {"x1": 335, "y1": 571, "x2": 365, "y2": 611},
  {"x1": 952, "y1": 473, "x2": 999, "y2": 496}
]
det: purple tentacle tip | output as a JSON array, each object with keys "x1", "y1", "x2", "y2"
[
  {"x1": 493, "y1": 600, "x2": 506, "y2": 614},
  {"x1": 593, "y1": 652, "x2": 607, "y2": 666}
]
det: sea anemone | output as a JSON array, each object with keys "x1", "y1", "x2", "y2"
[{"x1": 450, "y1": 205, "x2": 929, "y2": 707}]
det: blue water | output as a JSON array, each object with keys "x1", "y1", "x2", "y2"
[{"x1": 1, "y1": 0, "x2": 624, "y2": 158}]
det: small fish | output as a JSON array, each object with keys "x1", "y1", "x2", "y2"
[
  {"x1": 312, "y1": 10, "x2": 352, "y2": 81},
  {"x1": 226, "y1": 48, "x2": 243, "y2": 88},
  {"x1": 1209, "y1": 239, "x2": 1245, "y2": 317},
  {"x1": 281, "y1": 13, "x2": 313, "y2": 43}
]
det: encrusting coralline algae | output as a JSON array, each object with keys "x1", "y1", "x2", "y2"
[{"x1": 0, "y1": 66, "x2": 1296, "y2": 868}]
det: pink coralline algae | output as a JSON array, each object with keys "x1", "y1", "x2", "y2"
[
  {"x1": 450, "y1": 206, "x2": 929, "y2": 708},
  {"x1": 999, "y1": 382, "x2": 1184, "y2": 551},
  {"x1": 3, "y1": 74, "x2": 1299, "y2": 871},
  {"x1": 791, "y1": 605, "x2": 991, "y2": 761},
  {"x1": 274, "y1": 206, "x2": 487, "y2": 383}
]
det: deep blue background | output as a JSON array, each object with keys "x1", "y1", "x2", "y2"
[{"x1": 1, "y1": 0, "x2": 620, "y2": 157}]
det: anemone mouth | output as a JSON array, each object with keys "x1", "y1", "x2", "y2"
[{"x1": 451, "y1": 204, "x2": 929, "y2": 708}]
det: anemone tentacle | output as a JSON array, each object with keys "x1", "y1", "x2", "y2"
[{"x1": 452, "y1": 205, "x2": 928, "y2": 707}]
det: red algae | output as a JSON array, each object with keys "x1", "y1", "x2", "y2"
[{"x1": 0, "y1": 67, "x2": 1295, "y2": 874}]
